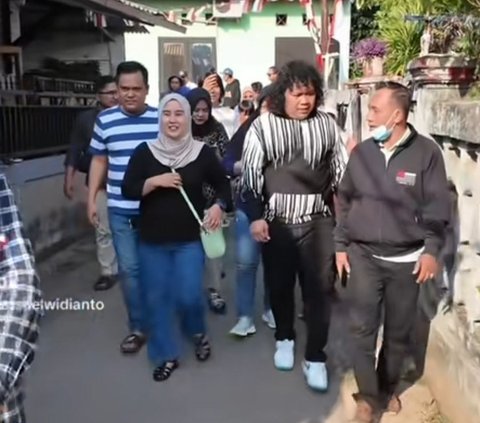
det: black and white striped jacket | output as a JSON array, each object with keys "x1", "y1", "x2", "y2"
[{"x1": 241, "y1": 111, "x2": 347, "y2": 224}]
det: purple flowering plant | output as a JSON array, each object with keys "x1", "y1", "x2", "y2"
[{"x1": 353, "y1": 38, "x2": 388, "y2": 62}]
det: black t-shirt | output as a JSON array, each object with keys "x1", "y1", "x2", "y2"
[{"x1": 122, "y1": 143, "x2": 232, "y2": 244}]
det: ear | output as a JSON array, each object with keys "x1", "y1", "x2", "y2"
[{"x1": 393, "y1": 109, "x2": 403, "y2": 124}]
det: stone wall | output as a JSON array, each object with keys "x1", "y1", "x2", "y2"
[{"x1": 332, "y1": 84, "x2": 480, "y2": 422}]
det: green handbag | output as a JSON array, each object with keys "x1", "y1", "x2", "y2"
[{"x1": 172, "y1": 170, "x2": 226, "y2": 259}]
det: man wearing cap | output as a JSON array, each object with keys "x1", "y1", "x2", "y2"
[{"x1": 222, "y1": 68, "x2": 241, "y2": 109}]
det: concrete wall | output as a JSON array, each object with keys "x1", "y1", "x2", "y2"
[
  {"x1": 1, "y1": 156, "x2": 90, "y2": 258},
  {"x1": 333, "y1": 84, "x2": 480, "y2": 422}
]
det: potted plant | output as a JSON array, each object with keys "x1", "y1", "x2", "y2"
[
  {"x1": 352, "y1": 37, "x2": 388, "y2": 77},
  {"x1": 409, "y1": 15, "x2": 479, "y2": 85}
]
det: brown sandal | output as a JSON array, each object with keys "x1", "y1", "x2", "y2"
[{"x1": 120, "y1": 333, "x2": 146, "y2": 354}]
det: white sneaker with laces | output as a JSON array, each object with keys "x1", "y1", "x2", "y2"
[
  {"x1": 274, "y1": 340, "x2": 295, "y2": 370},
  {"x1": 229, "y1": 317, "x2": 256, "y2": 337},
  {"x1": 302, "y1": 360, "x2": 328, "y2": 391},
  {"x1": 262, "y1": 310, "x2": 276, "y2": 329}
]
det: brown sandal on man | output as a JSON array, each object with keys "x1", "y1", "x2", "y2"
[{"x1": 120, "y1": 333, "x2": 146, "y2": 354}]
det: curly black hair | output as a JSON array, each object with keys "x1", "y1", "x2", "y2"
[{"x1": 268, "y1": 60, "x2": 324, "y2": 118}]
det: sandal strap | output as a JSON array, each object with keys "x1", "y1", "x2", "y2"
[
  {"x1": 153, "y1": 361, "x2": 178, "y2": 381},
  {"x1": 194, "y1": 335, "x2": 211, "y2": 361}
]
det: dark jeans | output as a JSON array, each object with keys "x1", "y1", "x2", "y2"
[
  {"x1": 262, "y1": 216, "x2": 335, "y2": 362},
  {"x1": 139, "y1": 241, "x2": 206, "y2": 365},
  {"x1": 347, "y1": 242, "x2": 420, "y2": 409}
]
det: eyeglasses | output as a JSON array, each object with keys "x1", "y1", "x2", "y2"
[{"x1": 98, "y1": 90, "x2": 117, "y2": 96}]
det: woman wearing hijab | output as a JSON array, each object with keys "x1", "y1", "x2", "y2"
[
  {"x1": 187, "y1": 88, "x2": 230, "y2": 314},
  {"x1": 188, "y1": 88, "x2": 229, "y2": 156},
  {"x1": 122, "y1": 93, "x2": 232, "y2": 382},
  {"x1": 223, "y1": 89, "x2": 276, "y2": 337}
]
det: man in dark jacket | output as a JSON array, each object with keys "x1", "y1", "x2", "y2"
[
  {"x1": 63, "y1": 75, "x2": 118, "y2": 291},
  {"x1": 335, "y1": 82, "x2": 450, "y2": 422}
]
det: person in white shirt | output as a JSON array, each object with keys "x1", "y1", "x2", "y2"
[{"x1": 179, "y1": 70, "x2": 197, "y2": 89}]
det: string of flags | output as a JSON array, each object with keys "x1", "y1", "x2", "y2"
[{"x1": 85, "y1": 0, "x2": 348, "y2": 74}]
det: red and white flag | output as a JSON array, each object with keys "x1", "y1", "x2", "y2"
[
  {"x1": 302, "y1": 0, "x2": 324, "y2": 71},
  {"x1": 251, "y1": 0, "x2": 265, "y2": 13}
]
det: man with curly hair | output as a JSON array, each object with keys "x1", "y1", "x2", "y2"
[{"x1": 242, "y1": 60, "x2": 347, "y2": 392}]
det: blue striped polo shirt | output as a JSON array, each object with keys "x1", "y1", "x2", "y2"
[{"x1": 89, "y1": 105, "x2": 158, "y2": 215}]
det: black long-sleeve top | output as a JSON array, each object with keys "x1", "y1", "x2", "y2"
[
  {"x1": 122, "y1": 142, "x2": 232, "y2": 244},
  {"x1": 334, "y1": 126, "x2": 450, "y2": 258},
  {"x1": 64, "y1": 108, "x2": 99, "y2": 173}
]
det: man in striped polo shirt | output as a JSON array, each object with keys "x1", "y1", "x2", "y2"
[{"x1": 88, "y1": 61, "x2": 158, "y2": 354}]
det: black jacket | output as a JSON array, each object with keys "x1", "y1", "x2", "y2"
[
  {"x1": 334, "y1": 126, "x2": 450, "y2": 258},
  {"x1": 64, "y1": 107, "x2": 99, "y2": 174}
]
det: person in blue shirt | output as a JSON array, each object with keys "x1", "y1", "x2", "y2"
[{"x1": 88, "y1": 61, "x2": 158, "y2": 355}]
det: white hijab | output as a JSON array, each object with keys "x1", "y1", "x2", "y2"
[{"x1": 148, "y1": 93, "x2": 204, "y2": 169}]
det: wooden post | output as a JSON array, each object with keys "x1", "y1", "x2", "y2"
[
  {"x1": 321, "y1": 0, "x2": 329, "y2": 53},
  {"x1": 1, "y1": 0, "x2": 12, "y2": 44}
]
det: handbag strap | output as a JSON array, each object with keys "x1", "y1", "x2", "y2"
[{"x1": 171, "y1": 169, "x2": 204, "y2": 228}]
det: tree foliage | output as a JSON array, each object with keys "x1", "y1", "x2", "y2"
[{"x1": 353, "y1": 0, "x2": 479, "y2": 75}]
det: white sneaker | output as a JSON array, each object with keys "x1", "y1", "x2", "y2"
[
  {"x1": 302, "y1": 360, "x2": 328, "y2": 391},
  {"x1": 274, "y1": 340, "x2": 295, "y2": 370},
  {"x1": 262, "y1": 310, "x2": 276, "y2": 329},
  {"x1": 229, "y1": 317, "x2": 256, "y2": 337}
]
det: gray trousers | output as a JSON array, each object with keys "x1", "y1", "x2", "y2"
[{"x1": 95, "y1": 190, "x2": 118, "y2": 276}]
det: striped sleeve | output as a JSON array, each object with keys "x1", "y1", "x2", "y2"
[
  {"x1": 329, "y1": 118, "x2": 348, "y2": 191},
  {"x1": 241, "y1": 119, "x2": 265, "y2": 197},
  {"x1": 89, "y1": 116, "x2": 107, "y2": 155}
]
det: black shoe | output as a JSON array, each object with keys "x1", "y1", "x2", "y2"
[
  {"x1": 194, "y1": 334, "x2": 211, "y2": 362},
  {"x1": 153, "y1": 360, "x2": 179, "y2": 382},
  {"x1": 120, "y1": 333, "x2": 146, "y2": 354},
  {"x1": 94, "y1": 275, "x2": 117, "y2": 291}
]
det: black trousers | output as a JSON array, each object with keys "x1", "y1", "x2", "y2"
[
  {"x1": 262, "y1": 216, "x2": 335, "y2": 362},
  {"x1": 347, "y1": 243, "x2": 420, "y2": 409}
]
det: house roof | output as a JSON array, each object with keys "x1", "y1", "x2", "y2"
[{"x1": 54, "y1": 0, "x2": 186, "y2": 32}]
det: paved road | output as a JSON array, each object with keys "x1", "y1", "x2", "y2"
[{"x1": 26, "y1": 234, "x2": 353, "y2": 423}]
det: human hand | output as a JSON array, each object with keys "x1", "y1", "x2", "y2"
[
  {"x1": 87, "y1": 199, "x2": 98, "y2": 227},
  {"x1": 336, "y1": 252, "x2": 351, "y2": 278},
  {"x1": 204, "y1": 204, "x2": 223, "y2": 231},
  {"x1": 63, "y1": 181, "x2": 74, "y2": 200},
  {"x1": 153, "y1": 173, "x2": 182, "y2": 189},
  {"x1": 250, "y1": 219, "x2": 270, "y2": 243},
  {"x1": 413, "y1": 254, "x2": 439, "y2": 284}
]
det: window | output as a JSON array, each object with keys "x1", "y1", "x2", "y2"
[
  {"x1": 276, "y1": 14, "x2": 287, "y2": 26},
  {"x1": 181, "y1": 13, "x2": 190, "y2": 25},
  {"x1": 205, "y1": 13, "x2": 217, "y2": 25}
]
